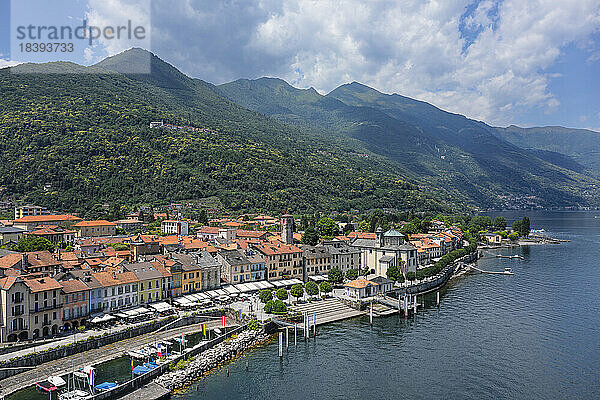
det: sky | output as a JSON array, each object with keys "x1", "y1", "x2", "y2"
[{"x1": 1, "y1": 0, "x2": 599, "y2": 130}]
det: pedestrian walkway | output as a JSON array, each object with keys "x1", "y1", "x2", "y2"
[
  {"x1": 0, "y1": 319, "x2": 234, "y2": 397},
  {"x1": 290, "y1": 298, "x2": 364, "y2": 326}
]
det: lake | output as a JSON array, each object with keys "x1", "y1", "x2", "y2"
[{"x1": 173, "y1": 211, "x2": 600, "y2": 400}]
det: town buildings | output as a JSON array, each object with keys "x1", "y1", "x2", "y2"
[
  {"x1": 350, "y1": 228, "x2": 418, "y2": 277},
  {"x1": 74, "y1": 220, "x2": 117, "y2": 238},
  {"x1": 161, "y1": 220, "x2": 189, "y2": 235},
  {"x1": 14, "y1": 205, "x2": 49, "y2": 220},
  {"x1": 254, "y1": 242, "x2": 303, "y2": 281}
]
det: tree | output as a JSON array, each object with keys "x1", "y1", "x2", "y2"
[
  {"x1": 264, "y1": 300, "x2": 274, "y2": 313},
  {"x1": 345, "y1": 268, "x2": 358, "y2": 280},
  {"x1": 276, "y1": 288, "x2": 288, "y2": 301},
  {"x1": 111, "y1": 243, "x2": 129, "y2": 251},
  {"x1": 12, "y1": 236, "x2": 55, "y2": 252},
  {"x1": 493, "y1": 216, "x2": 507, "y2": 230},
  {"x1": 273, "y1": 300, "x2": 287, "y2": 313},
  {"x1": 513, "y1": 217, "x2": 530, "y2": 237},
  {"x1": 290, "y1": 284, "x2": 304, "y2": 300},
  {"x1": 305, "y1": 281, "x2": 319, "y2": 296},
  {"x1": 198, "y1": 209, "x2": 208, "y2": 225},
  {"x1": 521, "y1": 217, "x2": 531, "y2": 237},
  {"x1": 508, "y1": 232, "x2": 519, "y2": 241},
  {"x1": 386, "y1": 264, "x2": 402, "y2": 281},
  {"x1": 247, "y1": 319, "x2": 260, "y2": 330},
  {"x1": 360, "y1": 266, "x2": 370, "y2": 277},
  {"x1": 301, "y1": 226, "x2": 319, "y2": 246},
  {"x1": 328, "y1": 267, "x2": 343, "y2": 284},
  {"x1": 357, "y1": 220, "x2": 370, "y2": 232},
  {"x1": 319, "y1": 281, "x2": 332, "y2": 295},
  {"x1": 315, "y1": 217, "x2": 339, "y2": 238},
  {"x1": 57, "y1": 240, "x2": 67, "y2": 250},
  {"x1": 259, "y1": 289, "x2": 273, "y2": 304}
]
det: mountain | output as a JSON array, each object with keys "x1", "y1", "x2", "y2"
[
  {"x1": 492, "y1": 125, "x2": 600, "y2": 176},
  {"x1": 217, "y1": 78, "x2": 600, "y2": 209},
  {"x1": 0, "y1": 49, "x2": 443, "y2": 216}
]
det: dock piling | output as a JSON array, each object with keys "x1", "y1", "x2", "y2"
[
  {"x1": 436, "y1": 291, "x2": 440, "y2": 307},
  {"x1": 278, "y1": 332, "x2": 283, "y2": 358},
  {"x1": 285, "y1": 327, "x2": 289, "y2": 350},
  {"x1": 313, "y1": 312, "x2": 317, "y2": 337},
  {"x1": 369, "y1": 302, "x2": 373, "y2": 325},
  {"x1": 294, "y1": 324, "x2": 297, "y2": 346}
]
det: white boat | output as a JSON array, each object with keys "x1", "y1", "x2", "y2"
[{"x1": 48, "y1": 376, "x2": 67, "y2": 388}]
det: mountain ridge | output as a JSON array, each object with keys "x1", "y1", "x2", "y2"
[{"x1": 1, "y1": 48, "x2": 598, "y2": 213}]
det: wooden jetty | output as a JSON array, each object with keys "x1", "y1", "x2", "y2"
[{"x1": 471, "y1": 266, "x2": 515, "y2": 275}]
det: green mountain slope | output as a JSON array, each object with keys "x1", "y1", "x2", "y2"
[
  {"x1": 492, "y1": 125, "x2": 600, "y2": 176},
  {"x1": 0, "y1": 49, "x2": 443, "y2": 216},
  {"x1": 217, "y1": 79, "x2": 600, "y2": 209}
]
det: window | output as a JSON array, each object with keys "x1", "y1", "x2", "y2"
[{"x1": 35, "y1": 315, "x2": 38, "y2": 324}]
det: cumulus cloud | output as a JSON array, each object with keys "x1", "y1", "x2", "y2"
[
  {"x1": 0, "y1": 59, "x2": 22, "y2": 69},
  {"x1": 86, "y1": 0, "x2": 600, "y2": 126}
]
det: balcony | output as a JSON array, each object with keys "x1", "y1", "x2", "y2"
[
  {"x1": 30, "y1": 303, "x2": 63, "y2": 313},
  {"x1": 10, "y1": 325, "x2": 29, "y2": 333}
]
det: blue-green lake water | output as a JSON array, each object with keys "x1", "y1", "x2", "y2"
[{"x1": 173, "y1": 211, "x2": 600, "y2": 400}]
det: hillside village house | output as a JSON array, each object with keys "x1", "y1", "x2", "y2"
[
  {"x1": 0, "y1": 276, "x2": 30, "y2": 342},
  {"x1": 124, "y1": 262, "x2": 163, "y2": 304},
  {"x1": 14, "y1": 204, "x2": 49, "y2": 219},
  {"x1": 23, "y1": 251, "x2": 62, "y2": 275},
  {"x1": 350, "y1": 228, "x2": 418, "y2": 277},
  {"x1": 152, "y1": 255, "x2": 181, "y2": 298},
  {"x1": 60, "y1": 279, "x2": 90, "y2": 330},
  {"x1": 255, "y1": 242, "x2": 303, "y2": 281},
  {"x1": 92, "y1": 270, "x2": 139, "y2": 312},
  {"x1": 128, "y1": 234, "x2": 160, "y2": 260},
  {"x1": 74, "y1": 220, "x2": 117, "y2": 238},
  {"x1": 344, "y1": 279, "x2": 378, "y2": 299},
  {"x1": 0, "y1": 226, "x2": 25, "y2": 246},
  {"x1": 161, "y1": 220, "x2": 189, "y2": 235},
  {"x1": 25, "y1": 276, "x2": 63, "y2": 338},
  {"x1": 114, "y1": 219, "x2": 143, "y2": 233},
  {"x1": 27, "y1": 225, "x2": 75, "y2": 246},
  {"x1": 12, "y1": 214, "x2": 82, "y2": 231}
]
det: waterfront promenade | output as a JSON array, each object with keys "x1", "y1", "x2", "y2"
[{"x1": 0, "y1": 318, "x2": 232, "y2": 397}]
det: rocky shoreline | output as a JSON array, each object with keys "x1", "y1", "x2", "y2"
[{"x1": 155, "y1": 329, "x2": 270, "y2": 391}]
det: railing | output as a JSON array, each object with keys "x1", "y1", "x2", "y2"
[{"x1": 30, "y1": 303, "x2": 63, "y2": 313}]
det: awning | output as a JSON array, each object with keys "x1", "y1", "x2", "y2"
[
  {"x1": 150, "y1": 302, "x2": 172, "y2": 312},
  {"x1": 222, "y1": 285, "x2": 241, "y2": 294}
]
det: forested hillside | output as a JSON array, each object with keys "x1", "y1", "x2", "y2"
[
  {"x1": 0, "y1": 49, "x2": 444, "y2": 216},
  {"x1": 218, "y1": 78, "x2": 600, "y2": 209}
]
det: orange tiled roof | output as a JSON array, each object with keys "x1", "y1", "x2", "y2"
[
  {"x1": 92, "y1": 271, "x2": 139, "y2": 287},
  {"x1": 24, "y1": 276, "x2": 62, "y2": 292},
  {"x1": 60, "y1": 279, "x2": 90, "y2": 293},
  {"x1": 14, "y1": 214, "x2": 81, "y2": 223},
  {"x1": 0, "y1": 253, "x2": 22, "y2": 270},
  {"x1": 348, "y1": 232, "x2": 376, "y2": 240},
  {"x1": 0, "y1": 276, "x2": 18, "y2": 290},
  {"x1": 344, "y1": 279, "x2": 376, "y2": 289},
  {"x1": 74, "y1": 220, "x2": 116, "y2": 227},
  {"x1": 255, "y1": 242, "x2": 302, "y2": 256}
]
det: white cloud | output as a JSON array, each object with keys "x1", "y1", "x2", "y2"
[
  {"x1": 86, "y1": 0, "x2": 600, "y2": 126},
  {"x1": 0, "y1": 59, "x2": 22, "y2": 69}
]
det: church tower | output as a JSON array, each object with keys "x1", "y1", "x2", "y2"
[{"x1": 281, "y1": 214, "x2": 294, "y2": 244}]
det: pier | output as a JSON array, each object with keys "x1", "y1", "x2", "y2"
[{"x1": 470, "y1": 266, "x2": 515, "y2": 275}]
